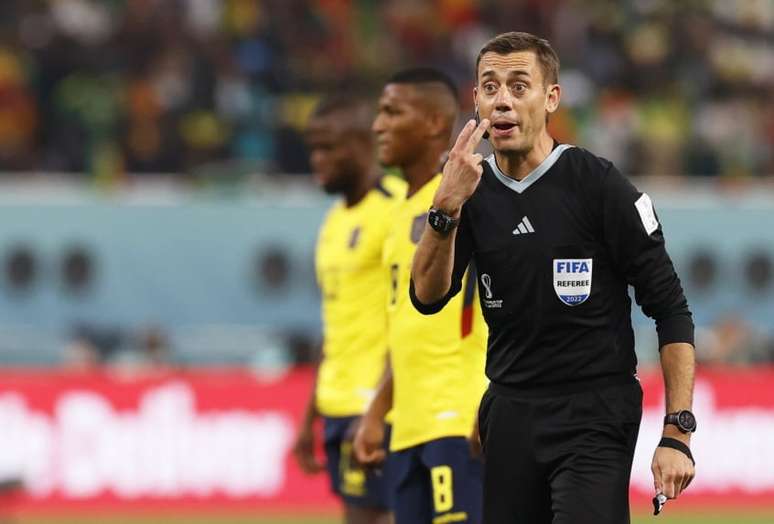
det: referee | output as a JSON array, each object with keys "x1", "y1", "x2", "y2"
[{"x1": 410, "y1": 32, "x2": 696, "y2": 523}]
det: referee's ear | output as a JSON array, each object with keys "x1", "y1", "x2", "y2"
[{"x1": 545, "y1": 83, "x2": 561, "y2": 119}]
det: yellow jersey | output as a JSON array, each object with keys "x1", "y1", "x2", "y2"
[
  {"x1": 384, "y1": 174, "x2": 488, "y2": 451},
  {"x1": 315, "y1": 176, "x2": 405, "y2": 417}
]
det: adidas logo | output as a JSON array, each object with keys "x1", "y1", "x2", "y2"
[{"x1": 512, "y1": 216, "x2": 535, "y2": 235}]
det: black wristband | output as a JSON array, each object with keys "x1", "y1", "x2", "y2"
[{"x1": 658, "y1": 437, "x2": 695, "y2": 465}]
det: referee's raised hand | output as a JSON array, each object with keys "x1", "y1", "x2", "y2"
[{"x1": 433, "y1": 118, "x2": 490, "y2": 218}]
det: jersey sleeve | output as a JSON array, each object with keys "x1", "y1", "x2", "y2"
[
  {"x1": 409, "y1": 207, "x2": 474, "y2": 315},
  {"x1": 601, "y1": 165, "x2": 694, "y2": 349}
]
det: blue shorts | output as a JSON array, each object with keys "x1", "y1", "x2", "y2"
[
  {"x1": 389, "y1": 436, "x2": 482, "y2": 524},
  {"x1": 323, "y1": 416, "x2": 391, "y2": 510}
]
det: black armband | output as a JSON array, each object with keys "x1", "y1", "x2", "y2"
[
  {"x1": 656, "y1": 314, "x2": 695, "y2": 349},
  {"x1": 658, "y1": 437, "x2": 695, "y2": 465}
]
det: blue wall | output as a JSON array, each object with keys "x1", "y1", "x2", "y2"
[
  {"x1": 0, "y1": 198, "x2": 326, "y2": 331},
  {"x1": 0, "y1": 187, "x2": 772, "y2": 363}
]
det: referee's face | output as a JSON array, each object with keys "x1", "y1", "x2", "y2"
[{"x1": 475, "y1": 51, "x2": 560, "y2": 155}]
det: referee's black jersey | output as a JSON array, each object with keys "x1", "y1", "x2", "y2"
[{"x1": 410, "y1": 144, "x2": 694, "y2": 389}]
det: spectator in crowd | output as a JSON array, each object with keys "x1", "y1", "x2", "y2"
[
  {"x1": 134, "y1": 325, "x2": 172, "y2": 367},
  {"x1": 62, "y1": 323, "x2": 123, "y2": 369},
  {"x1": 62, "y1": 323, "x2": 172, "y2": 370}
]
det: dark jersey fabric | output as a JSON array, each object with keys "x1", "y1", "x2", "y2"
[{"x1": 410, "y1": 145, "x2": 693, "y2": 389}]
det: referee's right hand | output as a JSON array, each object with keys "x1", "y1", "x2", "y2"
[{"x1": 433, "y1": 118, "x2": 490, "y2": 218}]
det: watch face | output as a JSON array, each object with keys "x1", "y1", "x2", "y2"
[
  {"x1": 678, "y1": 410, "x2": 696, "y2": 431},
  {"x1": 428, "y1": 211, "x2": 446, "y2": 232},
  {"x1": 428, "y1": 209, "x2": 458, "y2": 234}
]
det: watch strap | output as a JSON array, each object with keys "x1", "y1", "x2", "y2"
[{"x1": 658, "y1": 437, "x2": 695, "y2": 465}]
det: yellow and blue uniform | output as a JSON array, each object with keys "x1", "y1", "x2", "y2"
[
  {"x1": 315, "y1": 175, "x2": 404, "y2": 506},
  {"x1": 383, "y1": 174, "x2": 488, "y2": 523}
]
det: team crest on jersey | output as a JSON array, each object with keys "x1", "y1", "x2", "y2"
[
  {"x1": 410, "y1": 213, "x2": 428, "y2": 244},
  {"x1": 553, "y1": 258, "x2": 593, "y2": 306},
  {"x1": 348, "y1": 226, "x2": 361, "y2": 249}
]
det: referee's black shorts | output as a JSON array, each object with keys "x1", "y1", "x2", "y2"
[{"x1": 479, "y1": 375, "x2": 642, "y2": 524}]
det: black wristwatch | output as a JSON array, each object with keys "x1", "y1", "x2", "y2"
[
  {"x1": 427, "y1": 208, "x2": 459, "y2": 235},
  {"x1": 664, "y1": 410, "x2": 697, "y2": 433}
]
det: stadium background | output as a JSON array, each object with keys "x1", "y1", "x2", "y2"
[{"x1": 0, "y1": 0, "x2": 772, "y2": 523}]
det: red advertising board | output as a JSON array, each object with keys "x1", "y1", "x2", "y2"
[
  {"x1": 0, "y1": 368, "x2": 336, "y2": 513},
  {"x1": 633, "y1": 367, "x2": 774, "y2": 509},
  {"x1": 1, "y1": 367, "x2": 773, "y2": 513}
]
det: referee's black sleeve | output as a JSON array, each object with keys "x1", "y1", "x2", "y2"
[
  {"x1": 601, "y1": 165, "x2": 694, "y2": 349},
  {"x1": 410, "y1": 208, "x2": 474, "y2": 315}
]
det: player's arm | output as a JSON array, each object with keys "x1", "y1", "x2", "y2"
[
  {"x1": 600, "y1": 164, "x2": 696, "y2": 500},
  {"x1": 411, "y1": 118, "x2": 489, "y2": 308},
  {"x1": 292, "y1": 359, "x2": 324, "y2": 474},
  {"x1": 353, "y1": 360, "x2": 392, "y2": 465}
]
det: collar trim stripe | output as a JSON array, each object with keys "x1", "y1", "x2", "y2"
[{"x1": 486, "y1": 144, "x2": 574, "y2": 194}]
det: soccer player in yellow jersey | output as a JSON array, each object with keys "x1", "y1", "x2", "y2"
[
  {"x1": 293, "y1": 95, "x2": 404, "y2": 524},
  {"x1": 353, "y1": 69, "x2": 488, "y2": 524}
]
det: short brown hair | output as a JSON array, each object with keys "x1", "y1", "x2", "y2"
[{"x1": 476, "y1": 32, "x2": 560, "y2": 86}]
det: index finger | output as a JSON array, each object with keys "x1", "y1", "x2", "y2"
[
  {"x1": 465, "y1": 118, "x2": 490, "y2": 153},
  {"x1": 652, "y1": 463, "x2": 662, "y2": 493},
  {"x1": 450, "y1": 119, "x2": 476, "y2": 153}
]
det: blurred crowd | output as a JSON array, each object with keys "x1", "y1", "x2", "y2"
[
  {"x1": 697, "y1": 315, "x2": 774, "y2": 366},
  {"x1": 59, "y1": 321, "x2": 319, "y2": 371},
  {"x1": 0, "y1": 0, "x2": 771, "y2": 180},
  {"x1": 56, "y1": 318, "x2": 774, "y2": 370}
]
